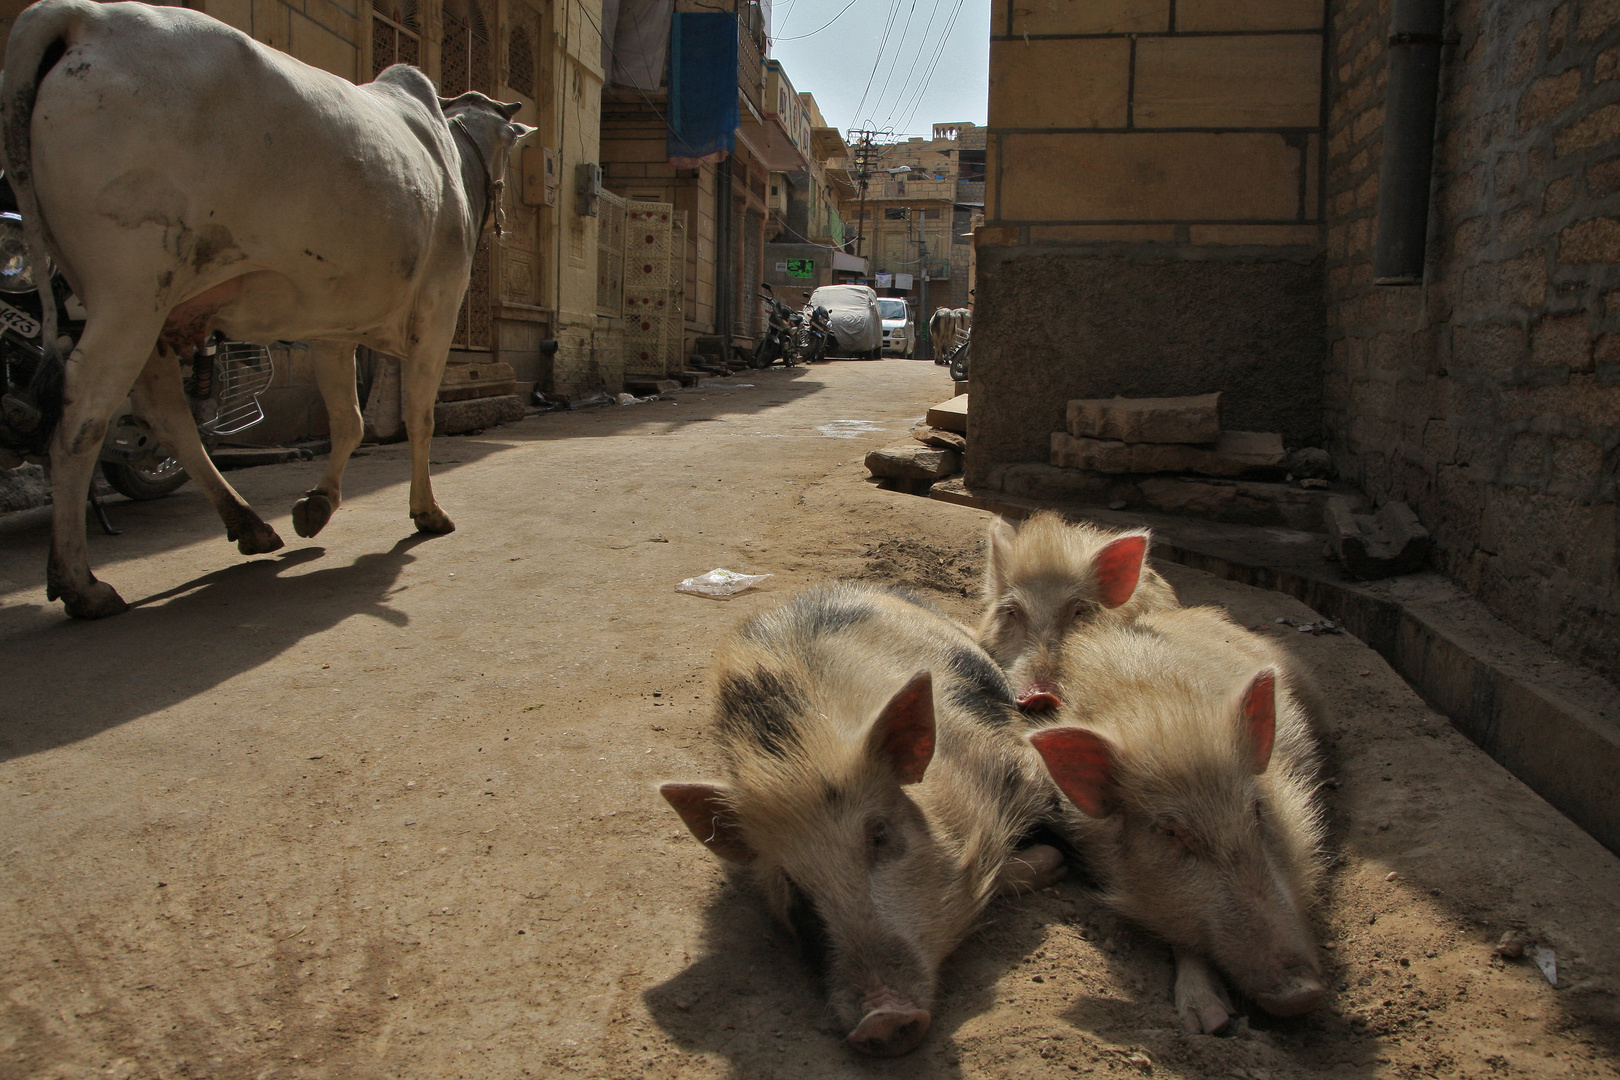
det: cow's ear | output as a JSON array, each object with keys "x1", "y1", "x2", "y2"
[
  {"x1": 505, "y1": 122, "x2": 538, "y2": 146},
  {"x1": 660, "y1": 783, "x2": 755, "y2": 863},
  {"x1": 498, "y1": 100, "x2": 524, "y2": 120}
]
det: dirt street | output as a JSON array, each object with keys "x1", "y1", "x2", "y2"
[{"x1": 2, "y1": 360, "x2": 1618, "y2": 1080}]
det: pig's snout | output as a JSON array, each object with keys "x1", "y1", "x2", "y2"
[
  {"x1": 847, "y1": 993, "x2": 931, "y2": 1056},
  {"x1": 1255, "y1": 968, "x2": 1326, "y2": 1017},
  {"x1": 1015, "y1": 679, "x2": 1063, "y2": 713}
]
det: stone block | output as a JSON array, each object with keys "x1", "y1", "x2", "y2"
[
  {"x1": 926, "y1": 395, "x2": 969, "y2": 433},
  {"x1": 1326, "y1": 497, "x2": 1432, "y2": 579},
  {"x1": 433, "y1": 394, "x2": 526, "y2": 436},
  {"x1": 1559, "y1": 217, "x2": 1620, "y2": 263},
  {"x1": 1051, "y1": 432, "x2": 1133, "y2": 471},
  {"x1": 998, "y1": 133, "x2": 1302, "y2": 223},
  {"x1": 1067, "y1": 393, "x2": 1222, "y2": 444},
  {"x1": 865, "y1": 445, "x2": 961, "y2": 481},
  {"x1": 954, "y1": 381, "x2": 970, "y2": 397},
  {"x1": 1175, "y1": 0, "x2": 1321, "y2": 30},
  {"x1": 912, "y1": 424, "x2": 967, "y2": 452},
  {"x1": 1028, "y1": 225, "x2": 1180, "y2": 243},
  {"x1": 1189, "y1": 224, "x2": 1322, "y2": 246},
  {"x1": 989, "y1": 39, "x2": 1130, "y2": 130},
  {"x1": 1008, "y1": 0, "x2": 1168, "y2": 36},
  {"x1": 1134, "y1": 36, "x2": 1323, "y2": 129}
]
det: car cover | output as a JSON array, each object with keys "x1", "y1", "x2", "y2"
[{"x1": 809, "y1": 284, "x2": 882, "y2": 352}]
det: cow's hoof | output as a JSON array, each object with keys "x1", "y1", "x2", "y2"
[
  {"x1": 413, "y1": 507, "x2": 456, "y2": 535},
  {"x1": 292, "y1": 491, "x2": 334, "y2": 538},
  {"x1": 62, "y1": 580, "x2": 129, "y2": 620},
  {"x1": 233, "y1": 519, "x2": 285, "y2": 555}
]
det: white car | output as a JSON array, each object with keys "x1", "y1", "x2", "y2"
[
  {"x1": 878, "y1": 298, "x2": 914, "y2": 356},
  {"x1": 808, "y1": 284, "x2": 883, "y2": 358}
]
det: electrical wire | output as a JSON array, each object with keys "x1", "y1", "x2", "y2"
[
  {"x1": 850, "y1": 0, "x2": 905, "y2": 124},
  {"x1": 877, "y1": 0, "x2": 946, "y2": 129},
  {"x1": 771, "y1": 0, "x2": 861, "y2": 41},
  {"x1": 894, "y1": 0, "x2": 967, "y2": 134}
]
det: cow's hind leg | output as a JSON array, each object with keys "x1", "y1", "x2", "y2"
[
  {"x1": 400, "y1": 334, "x2": 455, "y2": 535},
  {"x1": 46, "y1": 321, "x2": 168, "y2": 617},
  {"x1": 128, "y1": 348, "x2": 283, "y2": 555},
  {"x1": 292, "y1": 340, "x2": 362, "y2": 538}
]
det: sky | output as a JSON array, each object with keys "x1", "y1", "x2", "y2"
[{"x1": 766, "y1": 0, "x2": 992, "y2": 139}]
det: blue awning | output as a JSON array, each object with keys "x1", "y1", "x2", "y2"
[{"x1": 668, "y1": 12, "x2": 738, "y2": 168}]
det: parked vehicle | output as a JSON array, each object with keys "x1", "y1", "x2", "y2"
[
  {"x1": 807, "y1": 284, "x2": 882, "y2": 359},
  {"x1": 0, "y1": 172, "x2": 274, "y2": 514},
  {"x1": 796, "y1": 293, "x2": 834, "y2": 363},
  {"x1": 946, "y1": 323, "x2": 971, "y2": 382},
  {"x1": 879, "y1": 297, "x2": 914, "y2": 356},
  {"x1": 751, "y1": 283, "x2": 804, "y2": 368}
]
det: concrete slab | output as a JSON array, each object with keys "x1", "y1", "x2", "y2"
[{"x1": 926, "y1": 394, "x2": 969, "y2": 432}]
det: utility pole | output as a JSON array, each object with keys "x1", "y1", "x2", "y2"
[
  {"x1": 846, "y1": 126, "x2": 892, "y2": 280},
  {"x1": 918, "y1": 212, "x2": 931, "y2": 360}
]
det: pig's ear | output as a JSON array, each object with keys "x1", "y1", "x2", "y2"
[
  {"x1": 1029, "y1": 726, "x2": 1118, "y2": 817},
  {"x1": 660, "y1": 782, "x2": 755, "y2": 863},
  {"x1": 1092, "y1": 534, "x2": 1148, "y2": 609},
  {"x1": 984, "y1": 516, "x2": 1020, "y2": 599},
  {"x1": 866, "y1": 670, "x2": 936, "y2": 785},
  {"x1": 1238, "y1": 669, "x2": 1277, "y2": 774}
]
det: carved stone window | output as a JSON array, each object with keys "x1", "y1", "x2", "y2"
[
  {"x1": 370, "y1": 0, "x2": 420, "y2": 81},
  {"x1": 508, "y1": 23, "x2": 535, "y2": 100}
]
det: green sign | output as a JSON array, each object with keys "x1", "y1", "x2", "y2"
[{"x1": 786, "y1": 259, "x2": 815, "y2": 278}]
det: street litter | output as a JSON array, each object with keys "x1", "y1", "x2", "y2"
[
  {"x1": 616, "y1": 393, "x2": 661, "y2": 405},
  {"x1": 1530, "y1": 946, "x2": 1558, "y2": 986},
  {"x1": 676, "y1": 568, "x2": 772, "y2": 599},
  {"x1": 1275, "y1": 616, "x2": 1344, "y2": 635}
]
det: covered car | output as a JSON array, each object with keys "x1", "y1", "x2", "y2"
[{"x1": 809, "y1": 284, "x2": 882, "y2": 355}]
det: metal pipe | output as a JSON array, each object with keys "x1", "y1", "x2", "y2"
[{"x1": 1373, "y1": 0, "x2": 1445, "y2": 285}]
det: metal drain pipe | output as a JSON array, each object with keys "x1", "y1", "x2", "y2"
[{"x1": 1373, "y1": 0, "x2": 1446, "y2": 285}]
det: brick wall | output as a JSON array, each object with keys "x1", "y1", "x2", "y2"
[
  {"x1": 1324, "y1": 0, "x2": 1620, "y2": 680},
  {"x1": 968, "y1": 0, "x2": 1329, "y2": 483}
]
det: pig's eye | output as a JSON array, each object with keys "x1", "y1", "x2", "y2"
[
  {"x1": 865, "y1": 819, "x2": 905, "y2": 862},
  {"x1": 1000, "y1": 604, "x2": 1023, "y2": 624},
  {"x1": 1156, "y1": 819, "x2": 1190, "y2": 847}
]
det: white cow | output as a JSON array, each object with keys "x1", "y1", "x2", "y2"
[
  {"x1": 0, "y1": 0, "x2": 532, "y2": 618},
  {"x1": 928, "y1": 307, "x2": 958, "y2": 360}
]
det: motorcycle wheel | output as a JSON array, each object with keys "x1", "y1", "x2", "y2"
[
  {"x1": 101, "y1": 456, "x2": 189, "y2": 500},
  {"x1": 751, "y1": 337, "x2": 777, "y2": 369},
  {"x1": 948, "y1": 340, "x2": 972, "y2": 382}
]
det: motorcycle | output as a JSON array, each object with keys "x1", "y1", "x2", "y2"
[
  {"x1": 795, "y1": 292, "x2": 834, "y2": 363},
  {"x1": 0, "y1": 172, "x2": 274, "y2": 525},
  {"x1": 750, "y1": 283, "x2": 803, "y2": 369}
]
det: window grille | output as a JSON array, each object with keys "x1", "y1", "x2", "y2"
[
  {"x1": 370, "y1": 0, "x2": 419, "y2": 80},
  {"x1": 442, "y1": 0, "x2": 493, "y2": 350},
  {"x1": 508, "y1": 22, "x2": 535, "y2": 99}
]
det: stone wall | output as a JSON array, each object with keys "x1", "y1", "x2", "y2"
[
  {"x1": 968, "y1": 0, "x2": 1329, "y2": 485},
  {"x1": 1323, "y1": 0, "x2": 1620, "y2": 680}
]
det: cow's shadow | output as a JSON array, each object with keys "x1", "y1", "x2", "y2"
[
  {"x1": 641, "y1": 868, "x2": 1062, "y2": 1079},
  {"x1": 0, "y1": 533, "x2": 430, "y2": 758}
]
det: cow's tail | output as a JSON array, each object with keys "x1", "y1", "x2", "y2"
[{"x1": 1, "y1": 0, "x2": 94, "y2": 405}]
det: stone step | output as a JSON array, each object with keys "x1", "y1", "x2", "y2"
[
  {"x1": 1051, "y1": 430, "x2": 1284, "y2": 477},
  {"x1": 437, "y1": 361, "x2": 517, "y2": 403},
  {"x1": 433, "y1": 394, "x2": 527, "y2": 436},
  {"x1": 1067, "y1": 392, "x2": 1221, "y2": 444},
  {"x1": 925, "y1": 394, "x2": 968, "y2": 433},
  {"x1": 1326, "y1": 497, "x2": 1432, "y2": 579}
]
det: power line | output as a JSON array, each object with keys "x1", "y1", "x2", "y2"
[
  {"x1": 850, "y1": 0, "x2": 906, "y2": 124},
  {"x1": 895, "y1": 0, "x2": 968, "y2": 134},
  {"x1": 771, "y1": 0, "x2": 862, "y2": 42},
  {"x1": 878, "y1": 0, "x2": 946, "y2": 129}
]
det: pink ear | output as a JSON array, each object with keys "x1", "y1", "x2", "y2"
[
  {"x1": 866, "y1": 671, "x2": 936, "y2": 785},
  {"x1": 1093, "y1": 534, "x2": 1148, "y2": 609},
  {"x1": 1028, "y1": 727, "x2": 1118, "y2": 817},
  {"x1": 1240, "y1": 670, "x2": 1277, "y2": 774},
  {"x1": 660, "y1": 782, "x2": 755, "y2": 863}
]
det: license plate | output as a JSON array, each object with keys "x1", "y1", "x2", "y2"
[{"x1": 0, "y1": 298, "x2": 41, "y2": 339}]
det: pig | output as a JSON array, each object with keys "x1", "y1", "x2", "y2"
[
  {"x1": 1025, "y1": 604, "x2": 1328, "y2": 1035},
  {"x1": 660, "y1": 582, "x2": 1065, "y2": 1056},
  {"x1": 977, "y1": 512, "x2": 1179, "y2": 713}
]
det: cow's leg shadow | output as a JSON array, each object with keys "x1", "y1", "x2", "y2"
[
  {"x1": 400, "y1": 325, "x2": 457, "y2": 536},
  {"x1": 128, "y1": 346, "x2": 283, "y2": 555},
  {"x1": 292, "y1": 339, "x2": 362, "y2": 538}
]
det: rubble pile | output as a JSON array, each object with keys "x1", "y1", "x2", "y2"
[{"x1": 864, "y1": 386, "x2": 968, "y2": 493}]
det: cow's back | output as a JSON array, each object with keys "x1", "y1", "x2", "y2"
[{"x1": 20, "y1": 0, "x2": 467, "y2": 323}]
